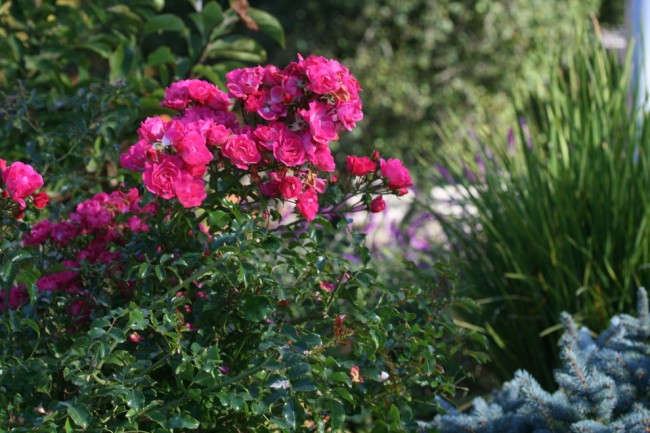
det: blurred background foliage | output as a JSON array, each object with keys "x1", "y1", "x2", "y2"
[{"x1": 261, "y1": 0, "x2": 622, "y2": 189}]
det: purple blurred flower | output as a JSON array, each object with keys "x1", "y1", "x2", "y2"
[{"x1": 435, "y1": 163, "x2": 455, "y2": 184}]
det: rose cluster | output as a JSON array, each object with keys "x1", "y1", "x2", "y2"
[
  {"x1": 345, "y1": 153, "x2": 413, "y2": 213},
  {"x1": 20, "y1": 188, "x2": 154, "y2": 319},
  {"x1": 120, "y1": 54, "x2": 368, "y2": 220},
  {"x1": 0, "y1": 159, "x2": 49, "y2": 215}
]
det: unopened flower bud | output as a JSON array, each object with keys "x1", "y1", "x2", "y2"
[{"x1": 369, "y1": 196, "x2": 386, "y2": 213}]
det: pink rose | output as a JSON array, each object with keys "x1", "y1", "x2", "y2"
[
  {"x1": 243, "y1": 90, "x2": 266, "y2": 113},
  {"x1": 175, "y1": 172, "x2": 207, "y2": 208},
  {"x1": 254, "y1": 122, "x2": 286, "y2": 150},
  {"x1": 186, "y1": 79, "x2": 231, "y2": 110},
  {"x1": 2, "y1": 161, "x2": 44, "y2": 207},
  {"x1": 300, "y1": 101, "x2": 338, "y2": 145},
  {"x1": 301, "y1": 55, "x2": 344, "y2": 95},
  {"x1": 207, "y1": 123, "x2": 231, "y2": 147},
  {"x1": 0, "y1": 285, "x2": 28, "y2": 310},
  {"x1": 369, "y1": 196, "x2": 386, "y2": 213},
  {"x1": 260, "y1": 172, "x2": 281, "y2": 198},
  {"x1": 223, "y1": 134, "x2": 261, "y2": 170},
  {"x1": 137, "y1": 117, "x2": 166, "y2": 142},
  {"x1": 380, "y1": 158, "x2": 413, "y2": 191},
  {"x1": 71, "y1": 199, "x2": 112, "y2": 232},
  {"x1": 312, "y1": 146, "x2": 336, "y2": 172},
  {"x1": 346, "y1": 155, "x2": 376, "y2": 176},
  {"x1": 143, "y1": 154, "x2": 183, "y2": 199},
  {"x1": 226, "y1": 67, "x2": 264, "y2": 98},
  {"x1": 120, "y1": 139, "x2": 152, "y2": 172},
  {"x1": 24, "y1": 220, "x2": 52, "y2": 246},
  {"x1": 273, "y1": 131, "x2": 306, "y2": 167},
  {"x1": 50, "y1": 221, "x2": 79, "y2": 246},
  {"x1": 32, "y1": 192, "x2": 49, "y2": 209},
  {"x1": 161, "y1": 80, "x2": 191, "y2": 110},
  {"x1": 278, "y1": 176, "x2": 302, "y2": 200},
  {"x1": 336, "y1": 99, "x2": 364, "y2": 131},
  {"x1": 176, "y1": 130, "x2": 213, "y2": 167},
  {"x1": 36, "y1": 271, "x2": 81, "y2": 293},
  {"x1": 296, "y1": 187, "x2": 319, "y2": 221}
]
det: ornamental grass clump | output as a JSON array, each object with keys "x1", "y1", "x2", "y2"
[
  {"x1": 0, "y1": 56, "x2": 479, "y2": 433},
  {"x1": 434, "y1": 35, "x2": 650, "y2": 389}
]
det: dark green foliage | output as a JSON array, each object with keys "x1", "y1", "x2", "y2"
[
  {"x1": 0, "y1": 196, "x2": 481, "y2": 432},
  {"x1": 433, "y1": 288, "x2": 650, "y2": 433}
]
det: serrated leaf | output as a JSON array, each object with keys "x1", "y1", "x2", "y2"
[
  {"x1": 247, "y1": 7, "x2": 285, "y2": 48},
  {"x1": 144, "y1": 14, "x2": 188, "y2": 35},
  {"x1": 169, "y1": 414, "x2": 200, "y2": 429},
  {"x1": 128, "y1": 307, "x2": 147, "y2": 330}
]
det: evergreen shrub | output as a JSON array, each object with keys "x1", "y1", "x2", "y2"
[{"x1": 434, "y1": 287, "x2": 650, "y2": 433}]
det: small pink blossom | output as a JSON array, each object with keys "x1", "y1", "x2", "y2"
[
  {"x1": 370, "y1": 196, "x2": 386, "y2": 213},
  {"x1": 174, "y1": 172, "x2": 207, "y2": 208},
  {"x1": 2, "y1": 161, "x2": 44, "y2": 208},
  {"x1": 120, "y1": 139, "x2": 152, "y2": 172},
  {"x1": 143, "y1": 154, "x2": 183, "y2": 199},
  {"x1": 223, "y1": 134, "x2": 261, "y2": 170},
  {"x1": 278, "y1": 176, "x2": 302, "y2": 200},
  {"x1": 32, "y1": 192, "x2": 49, "y2": 209},
  {"x1": 24, "y1": 220, "x2": 52, "y2": 246},
  {"x1": 176, "y1": 130, "x2": 213, "y2": 167},
  {"x1": 296, "y1": 187, "x2": 319, "y2": 221},
  {"x1": 226, "y1": 67, "x2": 264, "y2": 98},
  {"x1": 0, "y1": 285, "x2": 29, "y2": 310},
  {"x1": 300, "y1": 101, "x2": 338, "y2": 145},
  {"x1": 273, "y1": 131, "x2": 306, "y2": 167},
  {"x1": 346, "y1": 155, "x2": 376, "y2": 176},
  {"x1": 380, "y1": 158, "x2": 413, "y2": 191}
]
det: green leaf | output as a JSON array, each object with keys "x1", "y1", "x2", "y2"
[
  {"x1": 147, "y1": 46, "x2": 175, "y2": 67},
  {"x1": 144, "y1": 14, "x2": 188, "y2": 35},
  {"x1": 328, "y1": 399, "x2": 345, "y2": 430},
  {"x1": 282, "y1": 397, "x2": 298, "y2": 430},
  {"x1": 388, "y1": 404, "x2": 400, "y2": 425},
  {"x1": 128, "y1": 306, "x2": 148, "y2": 330},
  {"x1": 169, "y1": 414, "x2": 200, "y2": 429},
  {"x1": 202, "y1": 2, "x2": 224, "y2": 32},
  {"x1": 65, "y1": 402, "x2": 92, "y2": 429},
  {"x1": 247, "y1": 7, "x2": 285, "y2": 48},
  {"x1": 11, "y1": 250, "x2": 32, "y2": 263},
  {"x1": 208, "y1": 210, "x2": 231, "y2": 228},
  {"x1": 126, "y1": 389, "x2": 145, "y2": 411},
  {"x1": 242, "y1": 296, "x2": 273, "y2": 322},
  {"x1": 205, "y1": 37, "x2": 266, "y2": 63},
  {"x1": 190, "y1": 2, "x2": 224, "y2": 40},
  {"x1": 109, "y1": 42, "x2": 135, "y2": 81},
  {"x1": 333, "y1": 387, "x2": 355, "y2": 404}
]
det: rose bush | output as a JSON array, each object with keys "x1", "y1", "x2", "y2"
[{"x1": 0, "y1": 56, "x2": 481, "y2": 432}]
